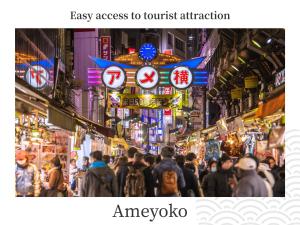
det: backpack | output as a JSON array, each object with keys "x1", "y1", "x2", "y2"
[
  {"x1": 85, "y1": 170, "x2": 112, "y2": 197},
  {"x1": 124, "y1": 166, "x2": 146, "y2": 197},
  {"x1": 161, "y1": 170, "x2": 178, "y2": 195}
]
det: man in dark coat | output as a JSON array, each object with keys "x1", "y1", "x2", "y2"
[
  {"x1": 201, "y1": 159, "x2": 217, "y2": 197},
  {"x1": 80, "y1": 151, "x2": 118, "y2": 197},
  {"x1": 116, "y1": 147, "x2": 138, "y2": 197},
  {"x1": 208, "y1": 154, "x2": 234, "y2": 197},
  {"x1": 175, "y1": 155, "x2": 201, "y2": 197}
]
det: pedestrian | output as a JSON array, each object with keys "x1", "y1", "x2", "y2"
[
  {"x1": 152, "y1": 146, "x2": 185, "y2": 197},
  {"x1": 233, "y1": 157, "x2": 268, "y2": 197},
  {"x1": 15, "y1": 150, "x2": 41, "y2": 197},
  {"x1": 44, "y1": 156, "x2": 66, "y2": 197},
  {"x1": 103, "y1": 155, "x2": 111, "y2": 165},
  {"x1": 124, "y1": 152, "x2": 147, "y2": 197},
  {"x1": 81, "y1": 156, "x2": 90, "y2": 172},
  {"x1": 80, "y1": 151, "x2": 118, "y2": 197},
  {"x1": 117, "y1": 147, "x2": 138, "y2": 197},
  {"x1": 208, "y1": 154, "x2": 234, "y2": 197},
  {"x1": 266, "y1": 156, "x2": 280, "y2": 181},
  {"x1": 175, "y1": 155, "x2": 201, "y2": 197},
  {"x1": 69, "y1": 159, "x2": 78, "y2": 191},
  {"x1": 185, "y1": 152, "x2": 198, "y2": 177},
  {"x1": 201, "y1": 159, "x2": 218, "y2": 197},
  {"x1": 273, "y1": 164, "x2": 285, "y2": 197},
  {"x1": 258, "y1": 162, "x2": 275, "y2": 197},
  {"x1": 143, "y1": 154, "x2": 156, "y2": 197}
]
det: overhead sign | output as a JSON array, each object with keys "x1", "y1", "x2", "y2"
[
  {"x1": 136, "y1": 66, "x2": 159, "y2": 89},
  {"x1": 100, "y1": 36, "x2": 111, "y2": 60},
  {"x1": 245, "y1": 76, "x2": 258, "y2": 89},
  {"x1": 231, "y1": 88, "x2": 243, "y2": 99},
  {"x1": 25, "y1": 65, "x2": 49, "y2": 89},
  {"x1": 170, "y1": 66, "x2": 193, "y2": 89},
  {"x1": 109, "y1": 94, "x2": 182, "y2": 109},
  {"x1": 102, "y1": 66, "x2": 126, "y2": 89}
]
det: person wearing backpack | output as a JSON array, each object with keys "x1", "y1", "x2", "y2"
[
  {"x1": 117, "y1": 147, "x2": 138, "y2": 197},
  {"x1": 80, "y1": 151, "x2": 118, "y2": 197},
  {"x1": 152, "y1": 146, "x2": 185, "y2": 197},
  {"x1": 124, "y1": 152, "x2": 147, "y2": 197}
]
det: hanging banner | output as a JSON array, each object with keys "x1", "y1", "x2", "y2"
[
  {"x1": 245, "y1": 76, "x2": 258, "y2": 89},
  {"x1": 231, "y1": 88, "x2": 243, "y2": 99},
  {"x1": 100, "y1": 36, "x2": 111, "y2": 60},
  {"x1": 216, "y1": 118, "x2": 228, "y2": 135},
  {"x1": 164, "y1": 86, "x2": 173, "y2": 116},
  {"x1": 108, "y1": 93, "x2": 182, "y2": 109}
]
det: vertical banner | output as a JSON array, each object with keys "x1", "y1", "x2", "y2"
[
  {"x1": 100, "y1": 36, "x2": 111, "y2": 60},
  {"x1": 164, "y1": 86, "x2": 173, "y2": 116}
]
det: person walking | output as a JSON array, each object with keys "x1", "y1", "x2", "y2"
[
  {"x1": 44, "y1": 156, "x2": 66, "y2": 197},
  {"x1": 152, "y1": 146, "x2": 185, "y2": 197},
  {"x1": 80, "y1": 151, "x2": 118, "y2": 197},
  {"x1": 201, "y1": 159, "x2": 218, "y2": 197},
  {"x1": 233, "y1": 157, "x2": 268, "y2": 197},
  {"x1": 117, "y1": 147, "x2": 138, "y2": 197},
  {"x1": 175, "y1": 155, "x2": 201, "y2": 197},
  {"x1": 124, "y1": 152, "x2": 147, "y2": 197},
  {"x1": 15, "y1": 150, "x2": 41, "y2": 197},
  {"x1": 143, "y1": 154, "x2": 156, "y2": 197},
  {"x1": 208, "y1": 154, "x2": 234, "y2": 197}
]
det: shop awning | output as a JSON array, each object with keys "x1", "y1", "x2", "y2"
[
  {"x1": 16, "y1": 77, "x2": 115, "y2": 137},
  {"x1": 256, "y1": 92, "x2": 285, "y2": 118}
]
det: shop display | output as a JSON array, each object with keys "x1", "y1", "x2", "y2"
[{"x1": 205, "y1": 139, "x2": 220, "y2": 161}]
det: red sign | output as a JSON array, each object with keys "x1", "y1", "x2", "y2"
[
  {"x1": 128, "y1": 48, "x2": 136, "y2": 54},
  {"x1": 170, "y1": 66, "x2": 193, "y2": 89},
  {"x1": 164, "y1": 86, "x2": 172, "y2": 115},
  {"x1": 136, "y1": 66, "x2": 159, "y2": 89},
  {"x1": 163, "y1": 49, "x2": 173, "y2": 55},
  {"x1": 100, "y1": 36, "x2": 111, "y2": 60},
  {"x1": 102, "y1": 66, "x2": 126, "y2": 89}
]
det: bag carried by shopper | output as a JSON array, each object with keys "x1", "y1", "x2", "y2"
[
  {"x1": 85, "y1": 171, "x2": 113, "y2": 197},
  {"x1": 160, "y1": 170, "x2": 178, "y2": 195},
  {"x1": 124, "y1": 167, "x2": 146, "y2": 197},
  {"x1": 45, "y1": 172, "x2": 65, "y2": 197}
]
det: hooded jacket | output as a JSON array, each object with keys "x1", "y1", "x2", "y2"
[
  {"x1": 80, "y1": 161, "x2": 118, "y2": 197},
  {"x1": 15, "y1": 163, "x2": 41, "y2": 197},
  {"x1": 233, "y1": 170, "x2": 268, "y2": 197}
]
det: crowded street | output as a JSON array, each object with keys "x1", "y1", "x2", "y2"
[{"x1": 15, "y1": 28, "x2": 285, "y2": 197}]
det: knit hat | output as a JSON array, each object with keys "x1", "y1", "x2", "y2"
[{"x1": 235, "y1": 157, "x2": 257, "y2": 170}]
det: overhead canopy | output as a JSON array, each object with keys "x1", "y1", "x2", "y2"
[{"x1": 256, "y1": 92, "x2": 285, "y2": 118}]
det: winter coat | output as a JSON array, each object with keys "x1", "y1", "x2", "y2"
[
  {"x1": 143, "y1": 166, "x2": 155, "y2": 197},
  {"x1": 233, "y1": 170, "x2": 268, "y2": 197},
  {"x1": 116, "y1": 161, "x2": 134, "y2": 197},
  {"x1": 80, "y1": 161, "x2": 118, "y2": 197},
  {"x1": 208, "y1": 169, "x2": 234, "y2": 197},
  {"x1": 180, "y1": 166, "x2": 201, "y2": 197},
  {"x1": 152, "y1": 158, "x2": 186, "y2": 196},
  {"x1": 48, "y1": 167, "x2": 65, "y2": 191},
  {"x1": 201, "y1": 172, "x2": 216, "y2": 197},
  {"x1": 16, "y1": 163, "x2": 41, "y2": 197}
]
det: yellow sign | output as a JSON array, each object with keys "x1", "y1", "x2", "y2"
[
  {"x1": 245, "y1": 76, "x2": 258, "y2": 89},
  {"x1": 231, "y1": 88, "x2": 243, "y2": 99},
  {"x1": 109, "y1": 93, "x2": 182, "y2": 109}
]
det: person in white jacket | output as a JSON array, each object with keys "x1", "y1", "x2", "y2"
[{"x1": 258, "y1": 163, "x2": 275, "y2": 197}]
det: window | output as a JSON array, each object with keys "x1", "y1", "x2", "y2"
[
  {"x1": 167, "y1": 33, "x2": 173, "y2": 46},
  {"x1": 175, "y1": 37, "x2": 185, "y2": 52}
]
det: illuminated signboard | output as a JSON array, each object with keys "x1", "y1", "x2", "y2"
[
  {"x1": 102, "y1": 66, "x2": 126, "y2": 89},
  {"x1": 169, "y1": 66, "x2": 193, "y2": 89},
  {"x1": 25, "y1": 65, "x2": 49, "y2": 89},
  {"x1": 109, "y1": 93, "x2": 182, "y2": 109},
  {"x1": 136, "y1": 66, "x2": 159, "y2": 90}
]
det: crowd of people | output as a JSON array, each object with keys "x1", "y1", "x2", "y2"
[{"x1": 15, "y1": 146, "x2": 285, "y2": 197}]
